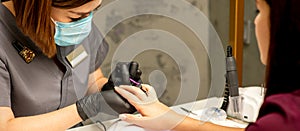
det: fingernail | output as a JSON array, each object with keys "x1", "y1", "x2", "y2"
[{"x1": 119, "y1": 114, "x2": 127, "y2": 120}]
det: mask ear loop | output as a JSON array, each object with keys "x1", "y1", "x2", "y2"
[
  {"x1": 50, "y1": 17, "x2": 58, "y2": 25},
  {"x1": 50, "y1": 17, "x2": 57, "y2": 40}
]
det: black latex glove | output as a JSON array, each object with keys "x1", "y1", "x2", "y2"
[
  {"x1": 102, "y1": 61, "x2": 142, "y2": 91},
  {"x1": 76, "y1": 61, "x2": 143, "y2": 121},
  {"x1": 76, "y1": 90, "x2": 135, "y2": 121},
  {"x1": 102, "y1": 61, "x2": 143, "y2": 114}
]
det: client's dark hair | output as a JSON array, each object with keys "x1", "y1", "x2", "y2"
[{"x1": 264, "y1": 0, "x2": 300, "y2": 96}]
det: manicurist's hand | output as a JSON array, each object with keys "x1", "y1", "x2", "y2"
[{"x1": 115, "y1": 84, "x2": 186, "y2": 130}]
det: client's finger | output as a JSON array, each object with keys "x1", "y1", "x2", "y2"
[
  {"x1": 119, "y1": 114, "x2": 148, "y2": 127},
  {"x1": 141, "y1": 84, "x2": 158, "y2": 98},
  {"x1": 119, "y1": 85, "x2": 148, "y2": 100},
  {"x1": 114, "y1": 87, "x2": 141, "y2": 104}
]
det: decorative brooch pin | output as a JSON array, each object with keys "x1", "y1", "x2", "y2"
[{"x1": 12, "y1": 40, "x2": 35, "y2": 64}]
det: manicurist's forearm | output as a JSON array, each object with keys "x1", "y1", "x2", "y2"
[
  {"x1": 3, "y1": 104, "x2": 82, "y2": 131},
  {"x1": 87, "y1": 68, "x2": 108, "y2": 94}
]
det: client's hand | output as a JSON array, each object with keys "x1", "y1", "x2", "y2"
[{"x1": 115, "y1": 84, "x2": 186, "y2": 130}]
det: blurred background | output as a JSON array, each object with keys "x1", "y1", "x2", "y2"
[{"x1": 93, "y1": 0, "x2": 265, "y2": 106}]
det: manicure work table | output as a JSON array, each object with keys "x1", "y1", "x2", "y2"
[{"x1": 68, "y1": 96, "x2": 250, "y2": 131}]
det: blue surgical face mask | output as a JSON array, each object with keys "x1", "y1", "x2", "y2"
[{"x1": 51, "y1": 13, "x2": 93, "y2": 46}]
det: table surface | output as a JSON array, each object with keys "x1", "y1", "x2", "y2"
[{"x1": 68, "y1": 97, "x2": 249, "y2": 131}]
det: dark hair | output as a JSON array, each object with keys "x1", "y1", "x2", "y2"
[
  {"x1": 52, "y1": 0, "x2": 91, "y2": 9},
  {"x1": 264, "y1": 0, "x2": 300, "y2": 96},
  {"x1": 12, "y1": 0, "x2": 91, "y2": 58}
]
